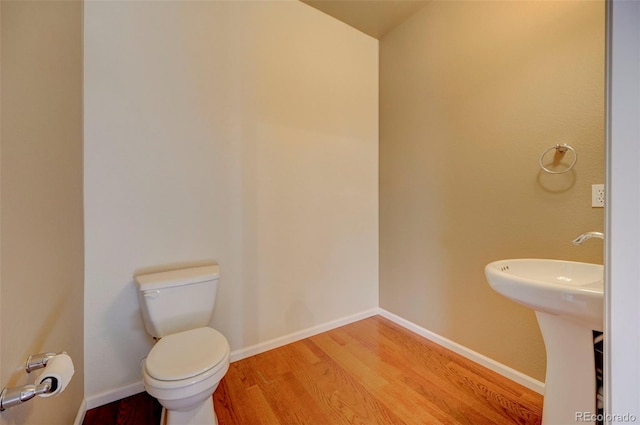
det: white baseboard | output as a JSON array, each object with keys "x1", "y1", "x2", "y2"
[
  {"x1": 84, "y1": 307, "x2": 542, "y2": 410},
  {"x1": 84, "y1": 309, "x2": 379, "y2": 409},
  {"x1": 73, "y1": 398, "x2": 87, "y2": 425},
  {"x1": 85, "y1": 380, "x2": 145, "y2": 410},
  {"x1": 377, "y1": 308, "x2": 545, "y2": 395},
  {"x1": 229, "y1": 308, "x2": 379, "y2": 362}
]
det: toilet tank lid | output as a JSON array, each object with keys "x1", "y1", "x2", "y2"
[{"x1": 135, "y1": 265, "x2": 219, "y2": 291}]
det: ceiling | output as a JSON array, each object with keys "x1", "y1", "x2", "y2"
[{"x1": 300, "y1": 1, "x2": 430, "y2": 39}]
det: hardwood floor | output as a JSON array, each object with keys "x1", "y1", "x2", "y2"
[
  {"x1": 83, "y1": 391, "x2": 162, "y2": 424},
  {"x1": 84, "y1": 316, "x2": 542, "y2": 424}
]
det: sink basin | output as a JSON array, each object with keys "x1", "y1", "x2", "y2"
[
  {"x1": 485, "y1": 258, "x2": 604, "y2": 425},
  {"x1": 485, "y1": 258, "x2": 603, "y2": 331}
]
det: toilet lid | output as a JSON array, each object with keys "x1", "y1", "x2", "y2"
[{"x1": 145, "y1": 327, "x2": 229, "y2": 381}]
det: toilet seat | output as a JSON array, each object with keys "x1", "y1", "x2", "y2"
[{"x1": 145, "y1": 327, "x2": 229, "y2": 382}]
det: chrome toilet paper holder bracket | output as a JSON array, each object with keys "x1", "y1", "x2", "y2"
[
  {"x1": 0, "y1": 352, "x2": 66, "y2": 411},
  {"x1": 0, "y1": 379, "x2": 54, "y2": 411},
  {"x1": 26, "y1": 352, "x2": 59, "y2": 373}
]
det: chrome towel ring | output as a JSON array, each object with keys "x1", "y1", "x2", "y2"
[{"x1": 540, "y1": 144, "x2": 577, "y2": 174}]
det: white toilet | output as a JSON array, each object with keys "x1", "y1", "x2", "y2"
[{"x1": 135, "y1": 265, "x2": 230, "y2": 425}]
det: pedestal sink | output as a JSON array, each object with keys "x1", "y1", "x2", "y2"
[{"x1": 485, "y1": 259, "x2": 604, "y2": 425}]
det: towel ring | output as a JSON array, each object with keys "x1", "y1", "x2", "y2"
[{"x1": 539, "y1": 144, "x2": 577, "y2": 174}]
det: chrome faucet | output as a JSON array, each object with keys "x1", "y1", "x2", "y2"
[{"x1": 572, "y1": 232, "x2": 604, "y2": 245}]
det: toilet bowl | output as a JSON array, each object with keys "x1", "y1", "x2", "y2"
[{"x1": 142, "y1": 327, "x2": 230, "y2": 425}]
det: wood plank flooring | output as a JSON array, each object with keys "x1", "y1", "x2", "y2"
[
  {"x1": 84, "y1": 315, "x2": 543, "y2": 424},
  {"x1": 83, "y1": 391, "x2": 162, "y2": 425}
]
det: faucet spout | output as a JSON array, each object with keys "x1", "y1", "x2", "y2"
[{"x1": 572, "y1": 231, "x2": 604, "y2": 245}]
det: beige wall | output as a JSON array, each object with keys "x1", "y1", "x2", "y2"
[
  {"x1": 0, "y1": 1, "x2": 84, "y2": 423},
  {"x1": 380, "y1": 0, "x2": 605, "y2": 381},
  {"x1": 83, "y1": 1, "x2": 378, "y2": 402}
]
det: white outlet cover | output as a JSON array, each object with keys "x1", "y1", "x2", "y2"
[{"x1": 592, "y1": 184, "x2": 605, "y2": 207}]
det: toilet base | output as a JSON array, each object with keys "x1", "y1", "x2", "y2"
[{"x1": 160, "y1": 398, "x2": 217, "y2": 425}]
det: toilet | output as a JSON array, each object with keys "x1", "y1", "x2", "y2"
[{"x1": 135, "y1": 265, "x2": 230, "y2": 425}]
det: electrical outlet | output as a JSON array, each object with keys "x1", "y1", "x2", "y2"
[{"x1": 592, "y1": 184, "x2": 605, "y2": 208}]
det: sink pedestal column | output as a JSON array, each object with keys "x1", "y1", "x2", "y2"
[{"x1": 536, "y1": 311, "x2": 597, "y2": 425}]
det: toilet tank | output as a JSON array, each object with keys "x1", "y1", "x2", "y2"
[{"x1": 135, "y1": 265, "x2": 220, "y2": 338}]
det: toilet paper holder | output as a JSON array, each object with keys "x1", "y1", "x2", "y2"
[
  {"x1": 0, "y1": 352, "x2": 66, "y2": 411},
  {"x1": 26, "y1": 352, "x2": 58, "y2": 373}
]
